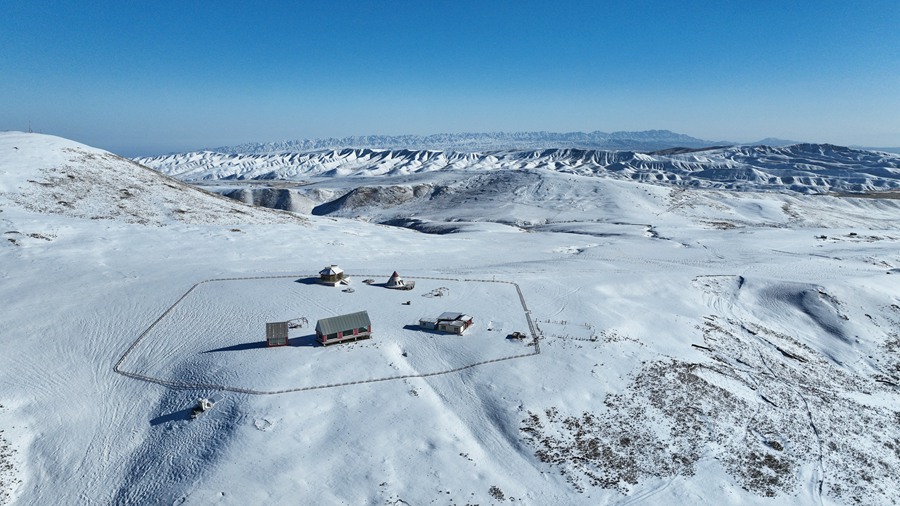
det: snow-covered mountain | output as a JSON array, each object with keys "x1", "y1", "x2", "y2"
[
  {"x1": 0, "y1": 132, "x2": 303, "y2": 226},
  {"x1": 204, "y1": 130, "x2": 735, "y2": 155},
  {"x1": 3, "y1": 132, "x2": 900, "y2": 505},
  {"x1": 137, "y1": 143, "x2": 900, "y2": 195}
]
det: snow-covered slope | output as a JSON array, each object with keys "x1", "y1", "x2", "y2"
[
  {"x1": 2, "y1": 133, "x2": 900, "y2": 505},
  {"x1": 137, "y1": 144, "x2": 900, "y2": 194},
  {"x1": 298, "y1": 169, "x2": 900, "y2": 235},
  {"x1": 0, "y1": 132, "x2": 304, "y2": 226}
]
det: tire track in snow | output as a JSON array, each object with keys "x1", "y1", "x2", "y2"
[
  {"x1": 749, "y1": 335, "x2": 825, "y2": 506},
  {"x1": 694, "y1": 276, "x2": 826, "y2": 503}
]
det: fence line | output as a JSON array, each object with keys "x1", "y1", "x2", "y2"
[{"x1": 113, "y1": 273, "x2": 541, "y2": 395}]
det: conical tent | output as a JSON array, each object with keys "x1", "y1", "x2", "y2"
[{"x1": 386, "y1": 271, "x2": 404, "y2": 287}]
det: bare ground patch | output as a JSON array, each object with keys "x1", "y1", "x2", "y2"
[
  {"x1": 520, "y1": 316, "x2": 900, "y2": 504},
  {"x1": 0, "y1": 405, "x2": 22, "y2": 506}
]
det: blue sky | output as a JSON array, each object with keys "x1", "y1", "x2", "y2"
[{"x1": 2, "y1": 1, "x2": 898, "y2": 156}]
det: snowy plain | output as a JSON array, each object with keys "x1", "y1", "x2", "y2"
[{"x1": 1, "y1": 132, "x2": 899, "y2": 505}]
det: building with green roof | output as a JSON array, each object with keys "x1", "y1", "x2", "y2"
[{"x1": 315, "y1": 311, "x2": 372, "y2": 345}]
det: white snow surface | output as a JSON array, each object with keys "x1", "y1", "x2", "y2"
[{"x1": 1, "y1": 132, "x2": 900, "y2": 505}]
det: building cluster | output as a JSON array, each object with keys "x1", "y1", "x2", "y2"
[{"x1": 263, "y1": 265, "x2": 474, "y2": 347}]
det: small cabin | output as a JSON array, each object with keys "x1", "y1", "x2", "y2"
[
  {"x1": 316, "y1": 311, "x2": 372, "y2": 345},
  {"x1": 319, "y1": 265, "x2": 347, "y2": 286},
  {"x1": 266, "y1": 321, "x2": 289, "y2": 347},
  {"x1": 420, "y1": 312, "x2": 474, "y2": 335}
]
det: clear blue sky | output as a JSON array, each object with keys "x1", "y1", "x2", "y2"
[{"x1": 2, "y1": 1, "x2": 898, "y2": 156}]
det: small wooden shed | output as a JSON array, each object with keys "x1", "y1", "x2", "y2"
[
  {"x1": 266, "y1": 321, "x2": 289, "y2": 347},
  {"x1": 316, "y1": 311, "x2": 372, "y2": 345},
  {"x1": 319, "y1": 265, "x2": 346, "y2": 286}
]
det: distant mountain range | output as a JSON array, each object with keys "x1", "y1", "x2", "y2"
[
  {"x1": 136, "y1": 143, "x2": 900, "y2": 195},
  {"x1": 855, "y1": 146, "x2": 900, "y2": 155},
  {"x1": 204, "y1": 130, "x2": 801, "y2": 155}
]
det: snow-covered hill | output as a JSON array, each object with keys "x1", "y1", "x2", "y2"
[
  {"x1": 299, "y1": 170, "x2": 900, "y2": 235},
  {"x1": 137, "y1": 143, "x2": 900, "y2": 195},
  {"x1": 2, "y1": 132, "x2": 900, "y2": 505},
  {"x1": 0, "y1": 133, "x2": 304, "y2": 226}
]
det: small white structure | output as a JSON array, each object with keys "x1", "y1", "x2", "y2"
[
  {"x1": 191, "y1": 394, "x2": 222, "y2": 419},
  {"x1": 419, "y1": 312, "x2": 474, "y2": 335},
  {"x1": 386, "y1": 271, "x2": 415, "y2": 290},
  {"x1": 419, "y1": 318, "x2": 438, "y2": 330}
]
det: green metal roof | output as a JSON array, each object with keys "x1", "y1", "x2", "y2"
[{"x1": 316, "y1": 311, "x2": 371, "y2": 335}]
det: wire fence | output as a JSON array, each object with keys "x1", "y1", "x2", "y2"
[{"x1": 114, "y1": 272, "x2": 541, "y2": 395}]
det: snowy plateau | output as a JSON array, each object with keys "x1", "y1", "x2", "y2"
[{"x1": 1, "y1": 131, "x2": 900, "y2": 505}]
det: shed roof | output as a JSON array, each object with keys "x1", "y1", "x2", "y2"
[
  {"x1": 320, "y1": 265, "x2": 344, "y2": 276},
  {"x1": 316, "y1": 311, "x2": 371, "y2": 335},
  {"x1": 266, "y1": 321, "x2": 288, "y2": 340},
  {"x1": 438, "y1": 311, "x2": 464, "y2": 321}
]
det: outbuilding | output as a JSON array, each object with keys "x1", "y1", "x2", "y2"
[
  {"x1": 266, "y1": 321, "x2": 290, "y2": 347},
  {"x1": 319, "y1": 265, "x2": 347, "y2": 286},
  {"x1": 418, "y1": 317, "x2": 438, "y2": 330},
  {"x1": 420, "y1": 312, "x2": 474, "y2": 335},
  {"x1": 386, "y1": 271, "x2": 415, "y2": 290},
  {"x1": 316, "y1": 311, "x2": 372, "y2": 345}
]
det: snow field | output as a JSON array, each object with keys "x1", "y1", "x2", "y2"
[{"x1": 3, "y1": 133, "x2": 900, "y2": 504}]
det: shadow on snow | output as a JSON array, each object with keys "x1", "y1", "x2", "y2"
[
  {"x1": 202, "y1": 334, "x2": 320, "y2": 353},
  {"x1": 149, "y1": 408, "x2": 193, "y2": 426}
]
